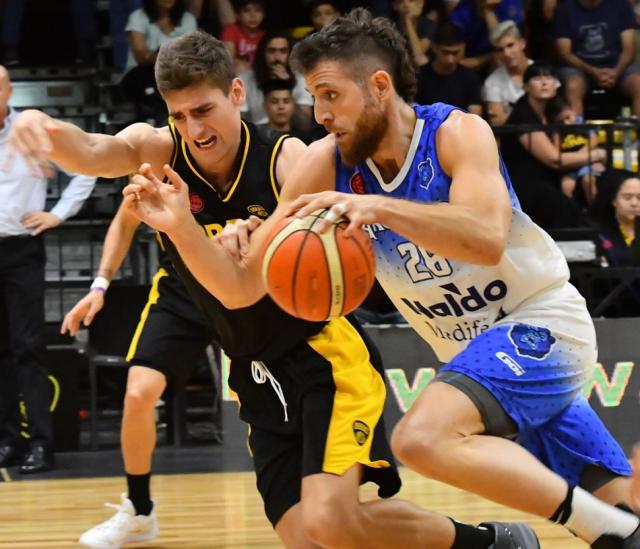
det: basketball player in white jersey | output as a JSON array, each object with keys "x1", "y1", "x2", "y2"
[{"x1": 112, "y1": 9, "x2": 640, "y2": 549}]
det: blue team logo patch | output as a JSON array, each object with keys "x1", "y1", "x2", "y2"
[
  {"x1": 418, "y1": 158, "x2": 435, "y2": 190},
  {"x1": 508, "y1": 324, "x2": 556, "y2": 359}
]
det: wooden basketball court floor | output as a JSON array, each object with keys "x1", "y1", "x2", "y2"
[{"x1": 0, "y1": 467, "x2": 585, "y2": 548}]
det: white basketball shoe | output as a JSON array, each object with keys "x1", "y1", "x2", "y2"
[{"x1": 79, "y1": 493, "x2": 159, "y2": 548}]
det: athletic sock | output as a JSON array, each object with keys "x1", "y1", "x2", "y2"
[
  {"x1": 126, "y1": 472, "x2": 153, "y2": 516},
  {"x1": 551, "y1": 486, "x2": 639, "y2": 544},
  {"x1": 450, "y1": 519, "x2": 494, "y2": 549}
]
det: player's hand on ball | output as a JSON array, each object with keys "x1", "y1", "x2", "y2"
[
  {"x1": 216, "y1": 215, "x2": 263, "y2": 260},
  {"x1": 123, "y1": 163, "x2": 191, "y2": 234},
  {"x1": 286, "y1": 191, "x2": 379, "y2": 235}
]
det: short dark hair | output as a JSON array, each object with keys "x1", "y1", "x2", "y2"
[
  {"x1": 262, "y1": 78, "x2": 295, "y2": 96},
  {"x1": 253, "y1": 30, "x2": 294, "y2": 91},
  {"x1": 523, "y1": 62, "x2": 555, "y2": 84},
  {"x1": 590, "y1": 169, "x2": 639, "y2": 230},
  {"x1": 290, "y1": 8, "x2": 417, "y2": 102},
  {"x1": 309, "y1": 0, "x2": 341, "y2": 14},
  {"x1": 433, "y1": 22, "x2": 464, "y2": 46},
  {"x1": 155, "y1": 31, "x2": 235, "y2": 95},
  {"x1": 544, "y1": 95, "x2": 571, "y2": 121},
  {"x1": 231, "y1": 0, "x2": 263, "y2": 11}
]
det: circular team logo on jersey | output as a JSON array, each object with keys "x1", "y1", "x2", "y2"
[
  {"x1": 189, "y1": 193, "x2": 204, "y2": 213},
  {"x1": 247, "y1": 204, "x2": 269, "y2": 218},
  {"x1": 349, "y1": 171, "x2": 365, "y2": 194}
]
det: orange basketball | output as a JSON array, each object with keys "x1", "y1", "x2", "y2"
[{"x1": 262, "y1": 209, "x2": 376, "y2": 322}]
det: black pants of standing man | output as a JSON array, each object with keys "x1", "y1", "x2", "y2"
[{"x1": 0, "y1": 235, "x2": 54, "y2": 473}]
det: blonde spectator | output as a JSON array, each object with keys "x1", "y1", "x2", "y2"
[{"x1": 484, "y1": 20, "x2": 532, "y2": 126}]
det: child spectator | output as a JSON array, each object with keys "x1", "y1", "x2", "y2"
[
  {"x1": 121, "y1": 0, "x2": 197, "y2": 122},
  {"x1": 546, "y1": 95, "x2": 604, "y2": 205},
  {"x1": 222, "y1": 0, "x2": 265, "y2": 72},
  {"x1": 391, "y1": 0, "x2": 435, "y2": 67},
  {"x1": 309, "y1": 1, "x2": 341, "y2": 32}
]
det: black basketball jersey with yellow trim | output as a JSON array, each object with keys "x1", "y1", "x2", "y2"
[{"x1": 159, "y1": 119, "x2": 325, "y2": 362}]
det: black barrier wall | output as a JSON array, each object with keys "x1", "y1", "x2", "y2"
[
  {"x1": 217, "y1": 319, "x2": 640, "y2": 456},
  {"x1": 367, "y1": 318, "x2": 640, "y2": 453}
]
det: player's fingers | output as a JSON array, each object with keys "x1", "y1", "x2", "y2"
[
  {"x1": 284, "y1": 194, "x2": 316, "y2": 217},
  {"x1": 247, "y1": 215, "x2": 263, "y2": 231},
  {"x1": 84, "y1": 300, "x2": 102, "y2": 326},
  {"x1": 131, "y1": 174, "x2": 157, "y2": 194},
  {"x1": 31, "y1": 223, "x2": 45, "y2": 236},
  {"x1": 218, "y1": 230, "x2": 242, "y2": 261},
  {"x1": 163, "y1": 164, "x2": 187, "y2": 192},
  {"x1": 139, "y1": 163, "x2": 163, "y2": 186},
  {"x1": 237, "y1": 224, "x2": 251, "y2": 256}
]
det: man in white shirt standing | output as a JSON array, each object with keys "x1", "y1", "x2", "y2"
[
  {"x1": 0, "y1": 66, "x2": 96, "y2": 474},
  {"x1": 483, "y1": 20, "x2": 532, "y2": 126}
]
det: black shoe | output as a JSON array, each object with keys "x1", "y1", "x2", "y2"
[
  {"x1": 19, "y1": 444, "x2": 54, "y2": 474},
  {"x1": 592, "y1": 526, "x2": 640, "y2": 548},
  {"x1": 0, "y1": 444, "x2": 22, "y2": 467},
  {"x1": 480, "y1": 522, "x2": 541, "y2": 549}
]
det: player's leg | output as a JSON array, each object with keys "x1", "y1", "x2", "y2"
[
  {"x1": 290, "y1": 317, "x2": 538, "y2": 548},
  {"x1": 391, "y1": 322, "x2": 638, "y2": 546},
  {"x1": 631, "y1": 446, "x2": 640, "y2": 513},
  {"x1": 80, "y1": 271, "x2": 213, "y2": 548}
]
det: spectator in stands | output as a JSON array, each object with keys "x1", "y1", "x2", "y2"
[
  {"x1": 2, "y1": 0, "x2": 97, "y2": 66},
  {"x1": 239, "y1": 30, "x2": 314, "y2": 128},
  {"x1": 110, "y1": 1, "x2": 142, "y2": 72},
  {"x1": 500, "y1": 63, "x2": 605, "y2": 228},
  {"x1": 545, "y1": 94, "x2": 604, "y2": 205},
  {"x1": 415, "y1": 22, "x2": 483, "y2": 115},
  {"x1": 260, "y1": 78, "x2": 295, "y2": 133},
  {"x1": 555, "y1": 0, "x2": 640, "y2": 117},
  {"x1": 259, "y1": 78, "x2": 324, "y2": 143},
  {"x1": 483, "y1": 20, "x2": 532, "y2": 126},
  {"x1": 589, "y1": 169, "x2": 640, "y2": 267},
  {"x1": 391, "y1": 0, "x2": 435, "y2": 68},
  {"x1": 121, "y1": 0, "x2": 197, "y2": 123},
  {"x1": 309, "y1": 1, "x2": 341, "y2": 32},
  {"x1": 0, "y1": 66, "x2": 96, "y2": 474},
  {"x1": 449, "y1": 0, "x2": 524, "y2": 71},
  {"x1": 222, "y1": 0, "x2": 265, "y2": 72},
  {"x1": 187, "y1": 0, "x2": 235, "y2": 38}
]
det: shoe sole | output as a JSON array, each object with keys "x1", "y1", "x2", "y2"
[{"x1": 78, "y1": 527, "x2": 159, "y2": 549}]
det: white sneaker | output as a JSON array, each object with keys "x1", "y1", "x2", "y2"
[{"x1": 78, "y1": 494, "x2": 159, "y2": 548}]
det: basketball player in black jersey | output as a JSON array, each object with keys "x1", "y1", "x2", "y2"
[
  {"x1": 8, "y1": 30, "x2": 539, "y2": 549},
  {"x1": 60, "y1": 201, "x2": 215, "y2": 548}
]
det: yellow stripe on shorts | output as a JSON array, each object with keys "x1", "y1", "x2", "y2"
[
  {"x1": 126, "y1": 268, "x2": 168, "y2": 362},
  {"x1": 306, "y1": 316, "x2": 390, "y2": 475}
]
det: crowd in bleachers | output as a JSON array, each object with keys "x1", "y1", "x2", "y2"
[{"x1": 2, "y1": 0, "x2": 640, "y2": 311}]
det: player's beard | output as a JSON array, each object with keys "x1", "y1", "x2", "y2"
[{"x1": 338, "y1": 95, "x2": 388, "y2": 167}]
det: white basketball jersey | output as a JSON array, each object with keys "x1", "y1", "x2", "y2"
[{"x1": 334, "y1": 103, "x2": 594, "y2": 362}]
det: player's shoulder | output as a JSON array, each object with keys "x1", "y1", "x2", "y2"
[{"x1": 438, "y1": 111, "x2": 494, "y2": 149}]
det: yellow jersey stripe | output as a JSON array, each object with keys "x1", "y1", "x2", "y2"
[
  {"x1": 126, "y1": 268, "x2": 168, "y2": 361},
  {"x1": 269, "y1": 133, "x2": 289, "y2": 201},
  {"x1": 306, "y1": 317, "x2": 390, "y2": 474},
  {"x1": 222, "y1": 120, "x2": 251, "y2": 202}
]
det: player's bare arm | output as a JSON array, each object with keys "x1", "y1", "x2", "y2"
[
  {"x1": 290, "y1": 112, "x2": 512, "y2": 265},
  {"x1": 7, "y1": 109, "x2": 174, "y2": 178},
  {"x1": 61, "y1": 202, "x2": 142, "y2": 336},
  {"x1": 124, "y1": 136, "x2": 333, "y2": 308}
]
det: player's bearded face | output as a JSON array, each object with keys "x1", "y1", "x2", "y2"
[{"x1": 338, "y1": 90, "x2": 388, "y2": 167}]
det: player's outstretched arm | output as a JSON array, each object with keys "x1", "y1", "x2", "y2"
[
  {"x1": 291, "y1": 113, "x2": 511, "y2": 266},
  {"x1": 61, "y1": 202, "x2": 142, "y2": 336},
  {"x1": 124, "y1": 138, "x2": 335, "y2": 309},
  {"x1": 7, "y1": 109, "x2": 163, "y2": 178}
]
